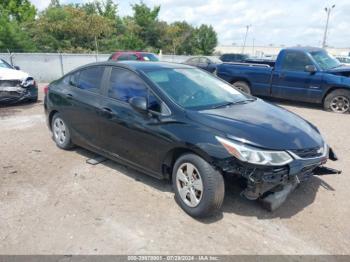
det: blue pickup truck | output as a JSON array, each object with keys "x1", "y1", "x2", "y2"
[{"x1": 216, "y1": 47, "x2": 350, "y2": 113}]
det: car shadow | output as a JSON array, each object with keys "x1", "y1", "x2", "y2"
[
  {"x1": 73, "y1": 147, "x2": 335, "y2": 223},
  {"x1": 218, "y1": 175, "x2": 334, "y2": 221},
  {"x1": 73, "y1": 147, "x2": 173, "y2": 193},
  {"x1": 0, "y1": 100, "x2": 42, "y2": 116}
]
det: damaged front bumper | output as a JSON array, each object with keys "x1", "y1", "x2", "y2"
[
  {"x1": 0, "y1": 79, "x2": 38, "y2": 104},
  {"x1": 218, "y1": 146, "x2": 341, "y2": 211}
]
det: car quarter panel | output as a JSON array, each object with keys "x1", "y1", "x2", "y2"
[{"x1": 216, "y1": 64, "x2": 273, "y2": 96}]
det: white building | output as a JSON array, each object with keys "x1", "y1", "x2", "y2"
[{"x1": 215, "y1": 45, "x2": 350, "y2": 58}]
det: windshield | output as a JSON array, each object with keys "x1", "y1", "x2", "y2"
[
  {"x1": 141, "y1": 53, "x2": 159, "y2": 61},
  {"x1": 310, "y1": 51, "x2": 341, "y2": 70},
  {"x1": 144, "y1": 68, "x2": 250, "y2": 109},
  {"x1": 0, "y1": 59, "x2": 12, "y2": 69}
]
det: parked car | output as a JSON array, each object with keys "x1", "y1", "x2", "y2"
[
  {"x1": 336, "y1": 56, "x2": 350, "y2": 66},
  {"x1": 44, "y1": 61, "x2": 339, "y2": 217},
  {"x1": 183, "y1": 56, "x2": 222, "y2": 73},
  {"x1": 216, "y1": 47, "x2": 350, "y2": 113},
  {"x1": 219, "y1": 53, "x2": 249, "y2": 62},
  {"x1": 108, "y1": 51, "x2": 159, "y2": 62},
  {"x1": 0, "y1": 58, "x2": 38, "y2": 104}
]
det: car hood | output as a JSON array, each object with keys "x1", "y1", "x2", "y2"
[
  {"x1": 325, "y1": 65, "x2": 350, "y2": 75},
  {"x1": 187, "y1": 99, "x2": 324, "y2": 150},
  {"x1": 0, "y1": 67, "x2": 29, "y2": 81}
]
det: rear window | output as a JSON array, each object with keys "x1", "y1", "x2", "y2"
[{"x1": 141, "y1": 53, "x2": 159, "y2": 61}]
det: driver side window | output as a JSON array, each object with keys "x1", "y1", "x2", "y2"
[
  {"x1": 282, "y1": 51, "x2": 312, "y2": 71},
  {"x1": 107, "y1": 67, "x2": 162, "y2": 113}
]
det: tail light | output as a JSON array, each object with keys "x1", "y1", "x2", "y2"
[{"x1": 44, "y1": 85, "x2": 49, "y2": 95}]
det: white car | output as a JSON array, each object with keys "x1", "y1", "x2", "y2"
[
  {"x1": 0, "y1": 59, "x2": 38, "y2": 104},
  {"x1": 335, "y1": 56, "x2": 350, "y2": 66}
]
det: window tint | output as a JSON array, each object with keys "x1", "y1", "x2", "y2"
[
  {"x1": 282, "y1": 51, "x2": 312, "y2": 71},
  {"x1": 108, "y1": 68, "x2": 162, "y2": 112},
  {"x1": 108, "y1": 68, "x2": 148, "y2": 102},
  {"x1": 141, "y1": 53, "x2": 159, "y2": 61},
  {"x1": 117, "y1": 54, "x2": 138, "y2": 61},
  {"x1": 130, "y1": 54, "x2": 139, "y2": 60},
  {"x1": 117, "y1": 54, "x2": 129, "y2": 61},
  {"x1": 62, "y1": 74, "x2": 71, "y2": 85},
  {"x1": 148, "y1": 91, "x2": 162, "y2": 112},
  {"x1": 77, "y1": 66, "x2": 104, "y2": 92},
  {"x1": 70, "y1": 71, "x2": 80, "y2": 87}
]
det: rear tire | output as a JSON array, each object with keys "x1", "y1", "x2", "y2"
[
  {"x1": 172, "y1": 153, "x2": 225, "y2": 218},
  {"x1": 324, "y1": 89, "x2": 350, "y2": 113},
  {"x1": 51, "y1": 113, "x2": 74, "y2": 150},
  {"x1": 233, "y1": 81, "x2": 251, "y2": 94}
]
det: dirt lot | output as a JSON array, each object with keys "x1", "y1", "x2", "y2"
[{"x1": 0, "y1": 84, "x2": 349, "y2": 255}]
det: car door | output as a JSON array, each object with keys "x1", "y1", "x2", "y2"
[
  {"x1": 271, "y1": 50, "x2": 324, "y2": 102},
  {"x1": 98, "y1": 66, "x2": 172, "y2": 176},
  {"x1": 62, "y1": 66, "x2": 108, "y2": 148}
]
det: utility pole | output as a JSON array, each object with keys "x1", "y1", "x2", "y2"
[
  {"x1": 94, "y1": 36, "x2": 99, "y2": 62},
  {"x1": 252, "y1": 38, "x2": 255, "y2": 57},
  {"x1": 242, "y1": 24, "x2": 251, "y2": 54},
  {"x1": 322, "y1": 4, "x2": 335, "y2": 48}
]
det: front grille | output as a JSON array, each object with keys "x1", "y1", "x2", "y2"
[
  {"x1": 290, "y1": 147, "x2": 323, "y2": 158},
  {"x1": 0, "y1": 80, "x2": 22, "y2": 87}
]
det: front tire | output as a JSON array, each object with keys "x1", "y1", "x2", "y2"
[
  {"x1": 172, "y1": 153, "x2": 225, "y2": 218},
  {"x1": 324, "y1": 89, "x2": 350, "y2": 113},
  {"x1": 232, "y1": 81, "x2": 251, "y2": 94},
  {"x1": 52, "y1": 113, "x2": 74, "y2": 149}
]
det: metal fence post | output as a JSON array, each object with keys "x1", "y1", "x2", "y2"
[{"x1": 59, "y1": 53, "x2": 64, "y2": 76}]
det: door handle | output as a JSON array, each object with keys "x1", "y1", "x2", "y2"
[
  {"x1": 65, "y1": 93, "x2": 73, "y2": 99},
  {"x1": 100, "y1": 107, "x2": 115, "y2": 117}
]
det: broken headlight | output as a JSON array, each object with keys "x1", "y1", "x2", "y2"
[
  {"x1": 22, "y1": 77, "x2": 35, "y2": 87},
  {"x1": 216, "y1": 136, "x2": 293, "y2": 166}
]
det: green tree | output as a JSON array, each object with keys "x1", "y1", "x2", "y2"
[
  {"x1": 0, "y1": 0, "x2": 37, "y2": 51},
  {"x1": 0, "y1": 17, "x2": 36, "y2": 52},
  {"x1": 193, "y1": 25, "x2": 218, "y2": 55},
  {"x1": 29, "y1": 6, "x2": 114, "y2": 52},
  {"x1": 0, "y1": 0, "x2": 36, "y2": 23},
  {"x1": 131, "y1": 2, "x2": 161, "y2": 49}
]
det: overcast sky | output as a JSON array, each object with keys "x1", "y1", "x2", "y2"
[{"x1": 30, "y1": 0, "x2": 350, "y2": 48}]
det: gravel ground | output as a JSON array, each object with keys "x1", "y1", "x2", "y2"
[{"x1": 0, "y1": 84, "x2": 349, "y2": 255}]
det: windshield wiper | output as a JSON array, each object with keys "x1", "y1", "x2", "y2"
[
  {"x1": 231, "y1": 98, "x2": 256, "y2": 105},
  {"x1": 211, "y1": 98, "x2": 256, "y2": 109},
  {"x1": 211, "y1": 102, "x2": 235, "y2": 109}
]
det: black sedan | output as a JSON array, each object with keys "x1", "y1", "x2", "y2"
[
  {"x1": 44, "y1": 61, "x2": 339, "y2": 217},
  {"x1": 183, "y1": 56, "x2": 222, "y2": 73}
]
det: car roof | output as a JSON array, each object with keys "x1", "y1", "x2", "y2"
[
  {"x1": 73, "y1": 61, "x2": 194, "y2": 72},
  {"x1": 112, "y1": 51, "x2": 155, "y2": 55}
]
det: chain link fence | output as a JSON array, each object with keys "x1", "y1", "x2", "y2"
[{"x1": 0, "y1": 53, "x2": 193, "y2": 82}]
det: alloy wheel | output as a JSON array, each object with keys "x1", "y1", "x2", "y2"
[
  {"x1": 53, "y1": 118, "x2": 67, "y2": 145},
  {"x1": 330, "y1": 95, "x2": 350, "y2": 113},
  {"x1": 176, "y1": 163, "x2": 203, "y2": 207}
]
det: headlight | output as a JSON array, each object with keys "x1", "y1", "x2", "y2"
[
  {"x1": 216, "y1": 136, "x2": 293, "y2": 166},
  {"x1": 22, "y1": 77, "x2": 35, "y2": 87}
]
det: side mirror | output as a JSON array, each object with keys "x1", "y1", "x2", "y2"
[
  {"x1": 129, "y1": 96, "x2": 147, "y2": 112},
  {"x1": 14, "y1": 66, "x2": 20, "y2": 70},
  {"x1": 305, "y1": 65, "x2": 317, "y2": 74}
]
